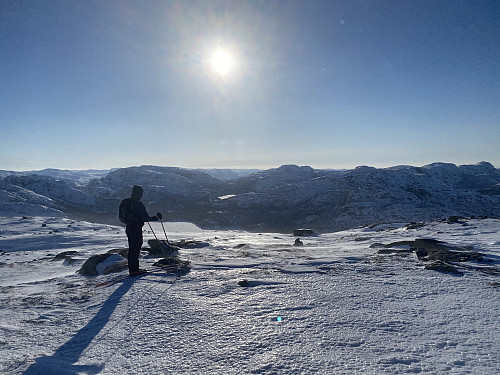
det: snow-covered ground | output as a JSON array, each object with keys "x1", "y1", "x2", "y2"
[{"x1": 1, "y1": 217, "x2": 499, "y2": 374}]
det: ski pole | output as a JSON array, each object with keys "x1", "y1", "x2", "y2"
[
  {"x1": 147, "y1": 222, "x2": 160, "y2": 241},
  {"x1": 147, "y1": 222, "x2": 169, "y2": 257},
  {"x1": 159, "y1": 219, "x2": 170, "y2": 244}
]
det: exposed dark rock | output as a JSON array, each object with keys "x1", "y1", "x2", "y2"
[
  {"x1": 376, "y1": 238, "x2": 494, "y2": 276},
  {"x1": 447, "y1": 215, "x2": 466, "y2": 224},
  {"x1": 376, "y1": 240, "x2": 416, "y2": 253},
  {"x1": 294, "y1": 238, "x2": 304, "y2": 246},
  {"x1": 153, "y1": 256, "x2": 190, "y2": 275},
  {"x1": 52, "y1": 251, "x2": 78, "y2": 262},
  {"x1": 234, "y1": 244, "x2": 249, "y2": 249},
  {"x1": 172, "y1": 239, "x2": 210, "y2": 249},
  {"x1": 414, "y1": 245, "x2": 483, "y2": 263},
  {"x1": 78, "y1": 253, "x2": 127, "y2": 276},
  {"x1": 237, "y1": 279, "x2": 287, "y2": 287},
  {"x1": 153, "y1": 257, "x2": 187, "y2": 267},
  {"x1": 147, "y1": 240, "x2": 180, "y2": 257},
  {"x1": 377, "y1": 248, "x2": 414, "y2": 255},
  {"x1": 479, "y1": 183, "x2": 500, "y2": 196},
  {"x1": 78, "y1": 254, "x2": 113, "y2": 276},
  {"x1": 354, "y1": 237, "x2": 370, "y2": 242},
  {"x1": 238, "y1": 279, "x2": 250, "y2": 287},
  {"x1": 383, "y1": 240, "x2": 417, "y2": 248},
  {"x1": 107, "y1": 248, "x2": 129, "y2": 258},
  {"x1": 404, "y1": 185, "x2": 430, "y2": 200},
  {"x1": 405, "y1": 222, "x2": 426, "y2": 230}
]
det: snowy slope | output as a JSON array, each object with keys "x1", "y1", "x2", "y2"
[
  {"x1": 0, "y1": 181, "x2": 66, "y2": 218},
  {"x1": 1, "y1": 217, "x2": 499, "y2": 374},
  {"x1": 0, "y1": 169, "x2": 111, "y2": 184},
  {"x1": 216, "y1": 162, "x2": 500, "y2": 231},
  {"x1": 88, "y1": 165, "x2": 224, "y2": 200},
  {"x1": 196, "y1": 168, "x2": 261, "y2": 181},
  {"x1": 4, "y1": 175, "x2": 95, "y2": 207}
]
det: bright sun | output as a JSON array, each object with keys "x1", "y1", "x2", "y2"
[{"x1": 211, "y1": 50, "x2": 233, "y2": 75}]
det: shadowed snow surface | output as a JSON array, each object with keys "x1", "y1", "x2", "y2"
[{"x1": 1, "y1": 217, "x2": 499, "y2": 374}]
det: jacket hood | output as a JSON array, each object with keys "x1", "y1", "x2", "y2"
[{"x1": 131, "y1": 185, "x2": 144, "y2": 200}]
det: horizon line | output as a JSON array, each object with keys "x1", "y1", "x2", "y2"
[{"x1": 1, "y1": 160, "x2": 498, "y2": 173}]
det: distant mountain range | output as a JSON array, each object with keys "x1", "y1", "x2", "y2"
[{"x1": 1, "y1": 162, "x2": 499, "y2": 233}]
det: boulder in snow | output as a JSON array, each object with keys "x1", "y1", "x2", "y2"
[
  {"x1": 147, "y1": 239, "x2": 179, "y2": 257},
  {"x1": 78, "y1": 253, "x2": 127, "y2": 276}
]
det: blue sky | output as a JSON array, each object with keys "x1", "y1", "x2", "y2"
[{"x1": 1, "y1": 0, "x2": 499, "y2": 171}]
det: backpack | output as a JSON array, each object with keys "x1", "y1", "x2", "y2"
[{"x1": 119, "y1": 198, "x2": 136, "y2": 224}]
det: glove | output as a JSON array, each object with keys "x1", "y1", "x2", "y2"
[{"x1": 156, "y1": 212, "x2": 163, "y2": 220}]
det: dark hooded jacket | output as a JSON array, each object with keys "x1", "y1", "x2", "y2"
[{"x1": 124, "y1": 186, "x2": 157, "y2": 227}]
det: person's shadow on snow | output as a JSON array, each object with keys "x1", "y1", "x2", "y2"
[{"x1": 23, "y1": 278, "x2": 135, "y2": 375}]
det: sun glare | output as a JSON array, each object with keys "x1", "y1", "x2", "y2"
[{"x1": 211, "y1": 50, "x2": 233, "y2": 75}]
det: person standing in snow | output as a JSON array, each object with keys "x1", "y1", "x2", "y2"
[{"x1": 119, "y1": 185, "x2": 162, "y2": 276}]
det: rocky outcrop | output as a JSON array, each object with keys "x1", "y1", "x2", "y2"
[
  {"x1": 147, "y1": 240, "x2": 180, "y2": 257},
  {"x1": 480, "y1": 183, "x2": 500, "y2": 196},
  {"x1": 153, "y1": 256, "x2": 191, "y2": 276},
  {"x1": 377, "y1": 238, "x2": 499, "y2": 276},
  {"x1": 52, "y1": 251, "x2": 79, "y2": 265},
  {"x1": 78, "y1": 253, "x2": 127, "y2": 276}
]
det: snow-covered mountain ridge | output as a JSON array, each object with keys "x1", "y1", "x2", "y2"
[
  {"x1": 0, "y1": 168, "x2": 112, "y2": 183},
  {"x1": 0, "y1": 162, "x2": 499, "y2": 232}
]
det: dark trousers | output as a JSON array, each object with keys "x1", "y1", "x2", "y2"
[{"x1": 126, "y1": 225, "x2": 143, "y2": 273}]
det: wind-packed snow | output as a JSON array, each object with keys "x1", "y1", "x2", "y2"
[{"x1": 1, "y1": 217, "x2": 499, "y2": 374}]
